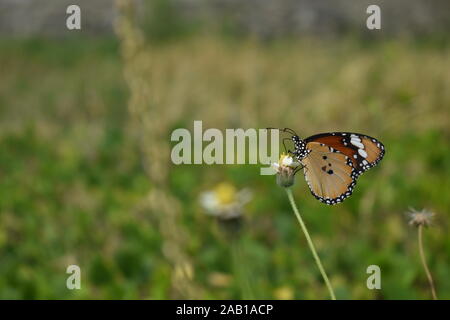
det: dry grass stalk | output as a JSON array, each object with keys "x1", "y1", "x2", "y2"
[{"x1": 115, "y1": 0, "x2": 201, "y2": 298}]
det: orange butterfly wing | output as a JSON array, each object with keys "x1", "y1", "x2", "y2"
[{"x1": 301, "y1": 132, "x2": 385, "y2": 205}]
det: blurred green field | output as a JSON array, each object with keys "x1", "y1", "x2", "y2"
[{"x1": 0, "y1": 33, "x2": 449, "y2": 299}]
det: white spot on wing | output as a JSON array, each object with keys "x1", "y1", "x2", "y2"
[
  {"x1": 350, "y1": 138, "x2": 364, "y2": 149},
  {"x1": 358, "y1": 148, "x2": 368, "y2": 158}
]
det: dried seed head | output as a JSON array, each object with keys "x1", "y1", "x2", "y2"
[{"x1": 407, "y1": 208, "x2": 434, "y2": 228}]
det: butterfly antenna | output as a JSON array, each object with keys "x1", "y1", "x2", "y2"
[
  {"x1": 266, "y1": 127, "x2": 299, "y2": 137},
  {"x1": 282, "y1": 127, "x2": 299, "y2": 137}
]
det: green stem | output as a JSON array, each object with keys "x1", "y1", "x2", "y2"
[
  {"x1": 285, "y1": 188, "x2": 336, "y2": 300},
  {"x1": 231, "y1": 240, "x2": 254, "y2": 299},
  {"x1": 418, "y1": 225, "x2": 438, "y2": 300}
]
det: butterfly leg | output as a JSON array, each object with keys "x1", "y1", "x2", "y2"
[
  {"x1": 282, "y1": 138, "x2": 292, "y2": 154},
  {"x1": 294, "y1": 163, "x2": 306, "y2": 175}
]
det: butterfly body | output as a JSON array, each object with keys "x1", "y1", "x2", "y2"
[{"x1": 289, "y1": 132, "x2": 385, "y2": 205}]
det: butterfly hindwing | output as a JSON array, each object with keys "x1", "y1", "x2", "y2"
[{"x1": 301, "y1": 142, "x2": 356, "y2": 205}]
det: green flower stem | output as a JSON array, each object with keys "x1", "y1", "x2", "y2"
[
  {"x1": 231, "y1": 240, "x2": 254, "y2": 299},
  {"x1": 285, "y1": 188, "x2": 336, "y2": 300},
  {"x1": 418, "y1": 225, "x2": 438, "y2": 300}
]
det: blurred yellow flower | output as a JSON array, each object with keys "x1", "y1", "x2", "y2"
[
  {"x1": 273, "y1": 286, "x2": 294, "y2": 300},
  {"x1": 215, "y1": 183, "x2": 237, "y2": 205},
  {"x1": 200, "y1": 182, "x2": 252, "y2": 220},
  {"x1": 208, "y1": 272, "x2": 232, "y2": 288}
]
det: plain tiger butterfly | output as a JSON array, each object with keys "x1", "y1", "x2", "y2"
[{"x1": 278, "y1": 128, "x2": 385, "y2": 205}]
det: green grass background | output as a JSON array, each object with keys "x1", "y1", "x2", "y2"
[{"x1": 0, "y1": 32, "x2": 449, "y2": 299}]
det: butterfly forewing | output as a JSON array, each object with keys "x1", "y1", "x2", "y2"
[{"x1": 305, "y1": 132, "x2": 385, "y2": 174}]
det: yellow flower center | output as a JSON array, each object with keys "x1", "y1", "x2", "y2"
[
  {"x1": 278, "y1": 153, "x2": 290, "y2": 166},
  {"x1": 214, "y1": 182, "x2": 237, "y2": 205}
]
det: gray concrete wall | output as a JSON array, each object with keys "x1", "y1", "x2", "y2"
[{"x1": 0, "y1": 0, "x2": 448, "y2": 37}]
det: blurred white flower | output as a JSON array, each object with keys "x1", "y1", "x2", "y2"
[{"x1": 200, "y1": 182, "x2": 252, "y2": 220}]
